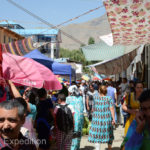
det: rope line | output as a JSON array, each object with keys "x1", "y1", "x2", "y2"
[{"x1": 6, "y1": 0, "x2": 104, "y2": 45}]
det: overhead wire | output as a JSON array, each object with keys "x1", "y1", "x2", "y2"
[
  {"x1": 6, "y1": 0, "x2": 84, "y2": 45},
  {"x1": 0, "y1": 13, "x2": 107, "y2": 28},
  {"x1": 6, "y1": 0, "x2": 104, "y2": 46},
  {"x1": 54, "y1": 6, "x2": 103, "y2": 28},
  {"x1": 37, "y1": 6, "x2": 104, "y2": 34}
]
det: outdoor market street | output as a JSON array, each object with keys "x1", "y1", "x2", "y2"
[
  {"x1": 80, "y1": 125, "x2": 124, "y2": 150},
  {"x1": 1, "y1": 1, "x2": 150, "y2": 150}
]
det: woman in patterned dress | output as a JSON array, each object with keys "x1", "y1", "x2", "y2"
[
  {"x1": 66, "y1": 85, "x2": 84, "y2": 150},
  {"x1": 88, "y1": 85, "x2": 115, "y2": 150}
]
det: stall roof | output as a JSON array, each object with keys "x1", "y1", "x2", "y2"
[
  {"x1": 82, "y1": 41, "x2": 138, "y2": 61},
  {"x1": 24, "y1": 49, "x2": 75, "y2": 76},
  {"x1": 11, "y1": 29, "x2": 59, "y2": 35}
]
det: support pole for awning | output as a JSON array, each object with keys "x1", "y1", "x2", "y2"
[
  {"x1": 70, "y1": 73, "x2": 72, "y2": 85},
  {"x1": 51, "y1": 43, "x2": 54, "y2": 60},
  {"x1": 121, "y1": 56, "x2": 124, "y2": 78}
]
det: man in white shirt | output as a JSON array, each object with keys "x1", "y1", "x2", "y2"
[{"x1": 79, "y1": 80, "x2": 87, "y2": 113}]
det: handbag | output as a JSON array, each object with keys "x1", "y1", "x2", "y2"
[{"x1": 122, "y1": 93, "x2": 131, "y2": 119}]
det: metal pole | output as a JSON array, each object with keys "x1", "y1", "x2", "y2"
[
  {"x1": 70, "y1": 74, "x2": 72, "y2": 85},
  {"x1": 51, "y1": 43, "x2": 54, "y2": 60}
]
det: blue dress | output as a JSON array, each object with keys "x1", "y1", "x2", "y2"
[
  {"x1": 88, "y1": 93, "x2": 114, "y2": 144},
  {"x1": 125, "y1": 120, "x2": 150, "y2": 150},
  {"x1": 66, "y1": 96, "x2": 84, "y2": 150}
]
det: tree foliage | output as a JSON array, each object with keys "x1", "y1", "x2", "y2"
[
  {"x1": 59, "y1": 48, "x2": 92, "y2": 74},
  {"x1": 88, "y1": 37, "x2": 95, "y2": 45}
]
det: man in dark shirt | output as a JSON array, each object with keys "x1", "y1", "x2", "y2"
[
  {"x1": 36, "y1": 88, "x2": 54, "y2": 150},
  {"x1": 0, "y1": 100, "x2": 37, "y2": 150}
]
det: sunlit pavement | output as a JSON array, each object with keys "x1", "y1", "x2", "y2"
[{"x1": 80, "y1": 125, "x2": 124, "y2": 150}]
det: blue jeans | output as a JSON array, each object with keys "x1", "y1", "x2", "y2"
[
  {"x1": 123, "y1": 115, "x2": 128, "y2": 127},
  {"x1": 114, "y1": 105, "x2": 117, "y2": 123}
]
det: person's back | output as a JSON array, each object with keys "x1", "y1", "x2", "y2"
[
  {"x1": 36, "y1": 99, "x2": 53, "y2": 123},
  {"x1": 36, "y1": 88, "x2": 53, "y2": 150},
  {"x1": 88, "y1": 85, "x2": 115, "y2": 150},
  {"x1": 107, "y1": 86, "x2": 116, "y2": 102},
  {"x1": 93, "y1": 82, "x2": 99, "y2": 91},
  {"x1": 54, "y1": 93, "x2": 74, "y2": 150},
  {"x1": 107, "y1": 83, "x2": 118, "y2": 123},
  {"x1": 94, "y1": 93, "x2": 112, "y2": 114}
]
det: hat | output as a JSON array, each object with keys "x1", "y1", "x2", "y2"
[{"x1": 81, "y1": 80, "x2": 85, "y2": 83}]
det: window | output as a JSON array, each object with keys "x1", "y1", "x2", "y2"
[{"x1": 37, "y1": 35, "x2": 51, "y2": 42}]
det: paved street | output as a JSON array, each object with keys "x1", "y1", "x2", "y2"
[{"x1": 80, "y1": 125, "x2": 124, "y2": 150}]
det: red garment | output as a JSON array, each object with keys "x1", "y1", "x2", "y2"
[
  {"x1": 0, "y1": 44, "x2": 7, "y2": 102},
  {"x1": 0, "y1": 44, "x2": 2, "y2": 77},
  {"x1": 0, "y1": 87, "x2": 6, "y2": 103}
]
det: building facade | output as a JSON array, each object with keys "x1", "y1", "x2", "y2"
[
  {"x1": 0, "y1": 26, "x2": 24, "y2": 44},
  {"x1": 0, "y1": 20, "x2": 61, "y2": 58}
]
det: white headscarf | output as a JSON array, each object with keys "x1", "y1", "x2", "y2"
[{"x1": 68, "y1": 85, "x2": 79, "y2": 96}]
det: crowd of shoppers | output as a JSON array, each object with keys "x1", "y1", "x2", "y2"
[{"x1": 0, "y1": 77, "x2": 149, "y2": 150}]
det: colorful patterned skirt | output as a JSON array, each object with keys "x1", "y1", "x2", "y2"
[{"x1": 88, "y1": 112, "x2": 114, "y2": 144}]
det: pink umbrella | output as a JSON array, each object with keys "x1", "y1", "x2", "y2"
[{"x1": 2, "y1": 52, "x2": 62, "y2": 90}]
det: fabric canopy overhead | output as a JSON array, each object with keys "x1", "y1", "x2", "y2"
[
  {"x1": 104, "y1": 0, "x2": 150, "y2": 45},
  {"x1": 2, "y1": 37, "x2": 44, "y2": 56},
  {"x1": 88, "y1": 49, "x2": 137, "y2": 75},
  {"x1": 82, "y1": 41, "x2": 138, "y2": 61},
  {"x1": 24, "y1": 49, "x2": 75, "y2": 76},
  {"x1": 0, "y1": 44, "x2": 2, "y2": 78}
]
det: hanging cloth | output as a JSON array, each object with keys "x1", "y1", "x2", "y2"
[
  {"x1": 104, "y1": 0, "x2": 150, "y2": 45},
  {"x1": 2, "y1": 37, "x2": 46, "y2": 56}
]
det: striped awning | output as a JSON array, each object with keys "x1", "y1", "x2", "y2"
[{"x1": 82, "y1": 41, "x2": 138, "y2": 61}]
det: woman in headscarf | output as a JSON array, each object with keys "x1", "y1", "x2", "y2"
[
  {"x1": 66, "y1": 85, "x2": 84, "y2": 150},
  {"x1": 122, "y1": 81, "x2": 144, "y2": 136}
]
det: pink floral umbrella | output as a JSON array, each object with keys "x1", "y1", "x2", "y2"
[{"x1": 2, "y1": 52, "x2": 62, "y2": 90}]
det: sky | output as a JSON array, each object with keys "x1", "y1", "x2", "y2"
[{"x1": 0, "y1": 0, "x2": 106, "y2": 28}]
